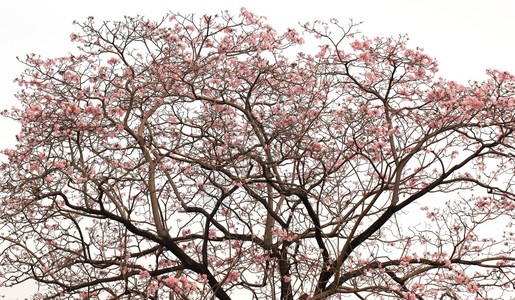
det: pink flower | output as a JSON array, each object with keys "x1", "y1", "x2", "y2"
[
  {"x1": 404, "y1": 293, "x2": 416, "y2": 300},
  {"x1": 54, "y1": 161, "x2": 65, "y2": 168},
  {"x1": 139, "y1": 270, "x2": 150, "y2": 279},
  {"x1": 467, "y1": 283, "x2": 478, "y2": 293},
  {"x1": 30, "y1": 163, "x2": 40, "y2": 173},
  {"x1": 147, "y1": 282, "x2": 158, "y2": 295},
  {"x1": 45, "y1": 175, "x2": 53, "y2": 182},
  {"x1": 228, "y1": 271, "x2": 239, "y2": 282},
  {"x1": 165, "y1": 276, "x2": 179, "y2": 287}
]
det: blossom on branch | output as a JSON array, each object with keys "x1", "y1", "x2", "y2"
[{"x1": 0, "y1": 8, "x2": 514, "y2": 300}]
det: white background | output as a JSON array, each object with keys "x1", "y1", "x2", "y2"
[{"x1": 0, "y1": 0, "x2": 514, "y2": 298}]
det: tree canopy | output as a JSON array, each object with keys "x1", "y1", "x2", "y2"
[{"x1": 0, "y1": 8, "x2": 514, "y2": 300}]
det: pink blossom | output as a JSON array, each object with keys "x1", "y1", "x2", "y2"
[
  {"x1": 165, "y1": 276, "x2": 179, "y2": 287},
  {"x1": 227, "y1": 271, "x2": 239, "y2": 282},
  {"x1": 139, "y1": 270, "x2": 150, "y2": 279},
  {"x1": 54, "y1": 161, "x2": 65, "y2": 168}
]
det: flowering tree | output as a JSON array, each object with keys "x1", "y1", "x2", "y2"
[{"x1": 1, "y1": 9, "x2": 514, "y2": 300}]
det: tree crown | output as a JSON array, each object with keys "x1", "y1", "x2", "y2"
[{"x1": 1, "y1": 8, "x2": 514, "y2": 300}]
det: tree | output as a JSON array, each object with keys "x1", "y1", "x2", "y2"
[{"x1": 0, "y1": 8, "x2": 514, "y2": 299}]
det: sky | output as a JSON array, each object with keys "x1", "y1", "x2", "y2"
[{"x1": 0, "y1": 0, "x2": 514, "y2": 298}]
